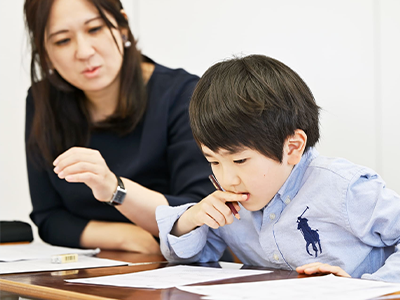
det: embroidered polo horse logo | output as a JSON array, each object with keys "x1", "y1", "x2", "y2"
[{"x1": 297, "y1": 206, "x2": 322, "y2": 257}]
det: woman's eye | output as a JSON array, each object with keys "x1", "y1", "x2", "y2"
[
  {"x1": 209, "y1": 161, "x2": 219, "y2": 166},
  {"x1": 234, "y1": 159, "x2": 247, "y2": 164},
  {"x1": 55, "y1": 38, "x2": 70, "y2": 46},
  {"x1": 89, "y1": 26, "x2": 103, "y2": 34}
]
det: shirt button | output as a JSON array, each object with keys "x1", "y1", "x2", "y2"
[
  {"x1": 273, "y1": 253, "x2": 279, "y2": 261},
  {"x1": 269, "y1": 213, "x2": 276, "y2": 220},
  {"x1": 284, "y1": 197, "x2": 291, "y2": 205}
]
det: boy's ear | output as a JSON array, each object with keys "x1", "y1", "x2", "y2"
[{"x1": 285, "y1": 129, "x2": 307, "y2": 165}]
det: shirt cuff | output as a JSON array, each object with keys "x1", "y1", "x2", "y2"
[
  {"x1": 167, "y1": 224, "x2": 209, "y2": 259},
  {"x1": 156, "y1": 204, "x2": 209, "y2": 259}
]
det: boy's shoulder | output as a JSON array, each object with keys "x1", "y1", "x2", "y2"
[{"x1": 308, "y1": 152, "x2": 376, "y2": 183}]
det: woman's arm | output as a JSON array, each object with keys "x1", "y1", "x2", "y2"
[
  {"x1": 26, "y1": 90, "x2": 163, "y2": 250},
  {"x1": 53, "y1": 147, "x2": 168, "y2": 236},
  {"x1": 28, "y1": 148, "x2": 164, "y2": 249},
  {"x1": 26, "y1": 92, "x2": 89, "y2": 247},
  {"x1": 115, "y1": 179, "x2": 168, "y2": 236},
  {"x1": 80, "y1": 220, "x2": 161, "y2": 254}
]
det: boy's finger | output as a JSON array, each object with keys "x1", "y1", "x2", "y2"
[
  {"x1": 215, "y1": 191, "x2": 249, "y2": 203},
  {"x1": 318, "y1": 265, "x2": 350, "y2": 277},
  {"x1": 296, "y1": 262, "x2": 322, "y2": 273},
  {"x1": 213, "y1": 201, "x2": 231, "y2": 215},
  {"x1": 297, "y1": 262, "x2": 322, "y2": 269},
  {"x1": 204, "y1": 213, "x2": 223, "y2": 229}
]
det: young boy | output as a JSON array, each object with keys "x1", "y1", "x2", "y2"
[{"x1": 155, "y1": 55, "x2": 400, "y2": 282}]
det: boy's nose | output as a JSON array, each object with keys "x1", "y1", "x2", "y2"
[{"x1": 220, "y1": 171, "x2": 241, "y2": 191}]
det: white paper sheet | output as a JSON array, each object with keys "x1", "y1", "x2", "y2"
[
  {"x1": 0, "y1": 242, "x2": 100, "y2": 262},
  {"x1": 0, "y1": 255, "x2": 128, "y2": 275},
  {"x1": 66, "y1": 265, "x2": 271, "y2": 289},
  {"x1": 177, "y1": 274, "x2": 400, "y2": 300}
]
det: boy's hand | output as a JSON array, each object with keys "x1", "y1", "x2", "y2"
[
  {"x1": 296, "y1": 262, "x2": 351, "y2": 278},
  {"x1": 172, "y1": 191, "x2": 248, "y2": 237}
]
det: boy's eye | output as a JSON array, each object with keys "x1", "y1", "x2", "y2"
[
  {"x1": 55, "y1": 38, "x2": 70, "y2": 46},
  {"x1": 89, "y1": 26, "x2": 103, "y2": 34},
  {"x1": 234, "y1": 159, "x2": 247, "y2": 164}
]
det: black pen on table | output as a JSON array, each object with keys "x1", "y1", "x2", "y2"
[{"x1": 208, "y1": 174, "x2": 240, "y2": 220}]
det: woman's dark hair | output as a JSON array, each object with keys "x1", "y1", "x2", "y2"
[
  {"x1": 189, "y1": 54, "x2": 320, "y2": 162},
  {"x1": 24, "y1": 0, "x2": 146, "y2": 166}
]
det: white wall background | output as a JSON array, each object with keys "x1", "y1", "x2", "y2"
[{"x1": 1, "y1": 0, "x2": 399, "y2": 243}]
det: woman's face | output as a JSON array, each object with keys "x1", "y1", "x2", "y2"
[{"x1": 45, "y1": 0, "x2": 126, "y2": 95}]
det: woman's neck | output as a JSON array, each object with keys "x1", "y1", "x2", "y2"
[
  {"x1": 84, "y1": 76, "x2": 120, "y2": 123},
  {"x1": 142, "y1": 61, "x2": 155, "y2": 84},
  {"x1": 84, "y1": 62, "x2": 155, "y2": 123}
]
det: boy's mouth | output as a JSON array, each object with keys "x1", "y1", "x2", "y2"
[{"x1": 240, "y1": 193, "x2": 250, "y2": 201}]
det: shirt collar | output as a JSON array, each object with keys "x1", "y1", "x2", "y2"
[{"x1": 275, "y1": 147, "x2": 319, "y2": 204}]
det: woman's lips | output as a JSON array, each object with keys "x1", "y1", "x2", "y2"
[{"x1": 82, "y1": 66, "x2": 101, "y2": 78}]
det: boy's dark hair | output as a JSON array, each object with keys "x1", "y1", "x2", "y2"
[{"x1": 189, "y1": 54, "x2": 320, "y2": 162}]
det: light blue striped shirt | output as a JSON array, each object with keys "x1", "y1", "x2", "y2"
[{"x1": 156, "y1": 148, "x2": 400, "y2": 282}]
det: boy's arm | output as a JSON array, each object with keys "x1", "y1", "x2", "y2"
[
  {"x1": 361, "y1": 245, "x2": 400, "y2": 282},
  {"x1": 170, "y1": 206, "x2": 199, "y2": 237},
  {"x1": 346, "y1": 169, "x2": 400, "y2": 282},
  {"x1": 156, "y1": 191, "x2": 245, "y2": 263},
  {"x1": 156, "y1": 204, "x2": 227, "y2": 263},
  {"x1": 171, "y1": 190, "x2": 245, "y2": 237}
]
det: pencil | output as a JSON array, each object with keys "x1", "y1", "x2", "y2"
[{"x1": 208, "y1": 174, "x2": 240, "y2": 220}]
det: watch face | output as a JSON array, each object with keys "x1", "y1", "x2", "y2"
[{"x1": 109, "y1": 186, "x2": 126, "y2": 206}]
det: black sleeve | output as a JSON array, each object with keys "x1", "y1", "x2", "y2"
[
  {"x1": 163, "y1": 77, "x2": 214, "y2": 206},
  {"x1": 25, "y1": 90, "x2": 88, "y2": 248}
]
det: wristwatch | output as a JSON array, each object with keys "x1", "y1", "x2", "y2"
[{"x1": 107, "y1": 175, "x2": 126, "y2": 206}]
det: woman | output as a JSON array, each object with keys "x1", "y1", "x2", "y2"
[{"x1": 24, "y1": 0, "x2": 213, "y2": 254}]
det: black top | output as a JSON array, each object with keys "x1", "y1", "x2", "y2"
[{"x1": 25, "y1": 62, "x2": 213, "y2": 248}]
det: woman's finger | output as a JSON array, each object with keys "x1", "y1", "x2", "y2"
[
  {"x1": 64, "y1": 171, "x2": 97, "y2": 184},
  {"x1": 54, "y1": 148, "x2": 103, "y2": 170},
  {"x1": 57, "y1": 161, "x2": 102, "y2": 179}
]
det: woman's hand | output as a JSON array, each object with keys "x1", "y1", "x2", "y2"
[
  {"x1": 172, "y1": 191, "x2": 248, "y2": 237},
  {"x1": 53, "y1": 147, "x2": 117, "y2": 202},
  {"x1": 296, "y1": 262, "x2": 351, "y2": 278}
]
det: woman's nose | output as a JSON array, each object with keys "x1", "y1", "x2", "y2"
[{"x1": 75, "y1": 35, "x2": 95, "y2": 60}]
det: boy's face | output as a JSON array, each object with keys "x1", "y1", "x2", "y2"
[{"x1": 202, "y1": 145, "x2": 295, "y2": 211}]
